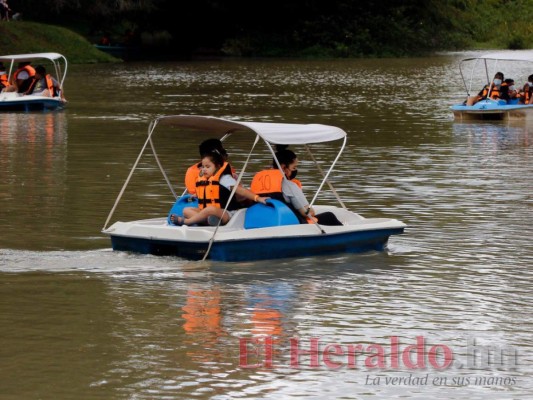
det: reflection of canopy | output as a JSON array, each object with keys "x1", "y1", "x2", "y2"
[{"x1": 154, "y1": 115, "x2": 347, "y2": 145}]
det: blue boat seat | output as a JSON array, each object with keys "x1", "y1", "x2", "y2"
[
  {"x1": 167, "y1": 195, "x2": 198, "y2": 225},
  {"x1": 244, "y1": 199, "x2": 299, "y2": 229}
]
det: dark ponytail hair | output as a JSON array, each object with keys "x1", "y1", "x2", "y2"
[{"x1": 273, "y1": 149, "x2": 297, "y2": 168}]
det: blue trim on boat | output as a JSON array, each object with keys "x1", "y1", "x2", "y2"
[
  {"x1": 110, "y1": 227, "x2": 405, "y2": 261},
  {"x1": 0, "y1": 98, "x2": 64, "y2": 112}
]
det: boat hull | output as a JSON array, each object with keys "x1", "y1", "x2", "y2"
[
  {"x1": 105, "y1": 207, "x2": 406, "y2": 262},
  {"x1": 451, "y1": 100, "x2": 533, "y2": 122},
  {"x1": 0, "y1": 95, "x2": 65, "y2": 112},
  {"x1": 109, "y1": 227, "x2": 404, "y2": 261}
]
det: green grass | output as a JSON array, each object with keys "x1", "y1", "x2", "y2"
[{"x1": 0, "y1": 21, "x2": 120, "y2": 63}]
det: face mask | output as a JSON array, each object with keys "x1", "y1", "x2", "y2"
[
  {"x1": 289, "y1": 169, "x2": 298, "y2": 180},
  {"x1": 509, "y1": 85, "x2": 515, "y2": 91},
  {"x1": 529, "y1": 82, "x2": 533, "y2": 87},
  {"x1": 493, "y1": 79, "x2": 502, "y2": 85}
]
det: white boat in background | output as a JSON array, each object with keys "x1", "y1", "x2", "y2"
[
  {"x1": 450, "y1": 50, "x2": 533, "y2": 122},
  {"x1": 0, "y1": 52, "x2": 67, "y2": 112},
  {"x1": 102, "y1": 115, "x2": 406, "y2": 262}
]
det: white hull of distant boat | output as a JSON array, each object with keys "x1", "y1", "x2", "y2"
[
  {"x1": 0, "y1": 52, "x2": 67, "y2": 112},
  {"x1": 451, "y1": 50, "x2": 533, "y2": 122},
  {"x1": 102, "y1": 115, "x2": 406, "y2": 262}
]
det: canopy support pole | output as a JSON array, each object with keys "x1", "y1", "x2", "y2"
[{"x1": 202, "y1": 134, "x2": 260, "y2": 261}]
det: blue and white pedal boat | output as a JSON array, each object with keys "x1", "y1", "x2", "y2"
[
  {"x1": 102, "y1": 115, "x2": 406, "y2": 262},
  {"x1": 451, "y1": 50, "x2": 533, "y2": 121},
  {"x1": 0, "y1": 52, "x2": 67, "y2": 112}
]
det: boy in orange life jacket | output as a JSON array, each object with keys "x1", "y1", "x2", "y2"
[
  {"x1": 171, "y1": 150, "x2": 268, "y2": 226},
  {"x1": 251, "y1": 147, "x2": 343, "y2": 226},
  {"x1": 466, "y1": 71, "x2": 504, "y2": 106},
  {"x1": 24, "y1": 65, "x2": 61, "y2": 98}
]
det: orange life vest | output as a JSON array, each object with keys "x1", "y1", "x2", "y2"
[
  {"x1": 480, "y1": 83, "x2": 504, "y2": 100},
  {"x1": 185, "y1": 163, "x2": 201, "y2": 194},
  {"x1": 251, "y1": 169, "x2": 311, "y2": 223},
  {"x1": 0, "y1": 73, "x2": 8, "y2": 88},
  {"x1": 250, "y1": 169, "x2": 301, "y2": 196},
  {"x1": 13, "y1": 65, "x2": 36, "y2": 93},
  {"x1": 195, "y1": 162, "x2": 239, "y2": 211},
  {"x1": 25, "y1": 74, "x2": 56, "y2": 96},
  {"x1": 186, "y1": 161, "x2": 237, "y2": 195}
]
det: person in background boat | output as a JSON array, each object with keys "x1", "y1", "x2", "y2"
[
  {"x1": 0, "y1": 62, "x2": 8, "y2": 92},
  {"x1": 500, "y1": 78, "x2": 518, "y2": 102},
  {"x1": 171, "y1": 150, "x2": 268, "y2": 226},
  {"x1": 466, "y1": 71, "x2": 505, "y2": 106},
  {"x1": 23, "y1": 65, "x2": 62, "y2": 99},
  {"x1": 519, "y1": 74, "x2": 533, "y2": 104},
  {"x1": 251, "y1": 146, "x2": 343, "y2": 226},
  {"x1": 99, "y1": 32, "x2": 111, "y2": 46},
  {"x1": 3, "y1": 61, "x2": 35, "y2": 93}
]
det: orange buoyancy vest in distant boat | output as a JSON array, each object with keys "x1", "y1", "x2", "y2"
[
  {"x1": 195, "y1": 162, "x2": 239, "y2": 211},
  {"x1": 25, "y1": 74, "x2": 56, "y2": 96},
  {"x1": 481, "y1": 83, "x2": 504, "y2": 100},
  {"x1": 0, "y1": 73, "x2": 8, "y2": 88}
]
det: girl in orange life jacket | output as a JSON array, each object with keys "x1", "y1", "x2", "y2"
[
  {"x1": 251, "y1": 147, "x2": 343, "y2": 226},
  {"x1": 24, "y1": 65, "x2": 61, "y2": 97},
  {"x1": 171, "y1": 150, "x2": 268, "y2": 226}
]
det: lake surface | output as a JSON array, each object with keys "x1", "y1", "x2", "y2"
[{"x1": 0, "y1": 54, "x2": 531, "y2": 399}]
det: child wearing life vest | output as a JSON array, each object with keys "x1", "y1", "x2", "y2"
[{"x1": 171, "y1": 150, "x2": 268, "y2": 226}]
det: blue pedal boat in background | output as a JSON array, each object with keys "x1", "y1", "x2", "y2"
[
  {"x1": 102, "y1": 115, "x2": 406, "y2": 262},
  {"x1": 451, "y1": 50, "x2": 533, "y2": 122}
]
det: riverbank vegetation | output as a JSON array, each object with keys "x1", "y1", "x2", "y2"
[
  {"x1": 4, "y1": 0, "x2": 533, "y2": 60},
  {"x1": 0, "y1": 22, "x2": 117, "y2": 63}
]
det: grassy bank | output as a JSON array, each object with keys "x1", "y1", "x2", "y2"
[{"x1": 0, "y1": 21, "x2": 119, "y2": 63}]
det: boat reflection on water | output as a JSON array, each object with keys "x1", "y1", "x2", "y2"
[
  {"x1": 0, "y1": 112, "x2": 68, "y2": 249},
  {"x1": 452, "y1": 121, "x2": 531, "y2": 150}
]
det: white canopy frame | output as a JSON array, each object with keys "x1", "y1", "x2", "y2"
[
  {"x1": 458, "y1": 50, "x2": 533, "y2": 97},
  {"x1": 0, "y1": 53, "x2": 68, "y2": 93}
]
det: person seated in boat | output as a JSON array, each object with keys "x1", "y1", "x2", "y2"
[
  {"x1": 466, "y1": 71, "x2": 505, "y2": 106},
  {"x1": 250, "y1": 146, "x2": 343, "y2": 226},
  {"x1": 23, "y1": 65, "x2": 62, "y2": 99},
  {"x1": 0, "y1": 62, "x2": 8, "y2": 92},
  {"x1": 171, "y1": 150, "x2": 268, "y2": 226},
  {"x1": 184, "y1": 138, "x2": 251, "y2": 206},
  {"x1": 519, "y1": 74, "x2": 533, "y2": 104},
  {"x1": 500, "y1": 78, "x2": 518, "y2": 102},
  {"x1": 3, "y1": 61, "x2": 35, "y2": 93}
]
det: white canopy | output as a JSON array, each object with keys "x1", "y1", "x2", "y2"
[
  {"x1": 462, "y1": 50, "x2": 533, "y2": 63},
  {"x1": 0, "y1": 52, "x2": 66, "y2": 63},
  {"x1": 155, "y1": 115, "x2": 347, "y2": 144}
]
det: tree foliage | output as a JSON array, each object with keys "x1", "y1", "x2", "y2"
[{"x1": 7, "y1": 0, "x2": 533, "y2": 57}]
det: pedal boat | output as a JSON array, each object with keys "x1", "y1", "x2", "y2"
[
  {"x1": 451, "y1": 50, "x2": 533, "y2": 122},
  {"x1": 0, "y1": 52, "x2": 67, "y2": 112},
  {"x1": 102, "y1": 115, "x2": 406, "y2": 262}
]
